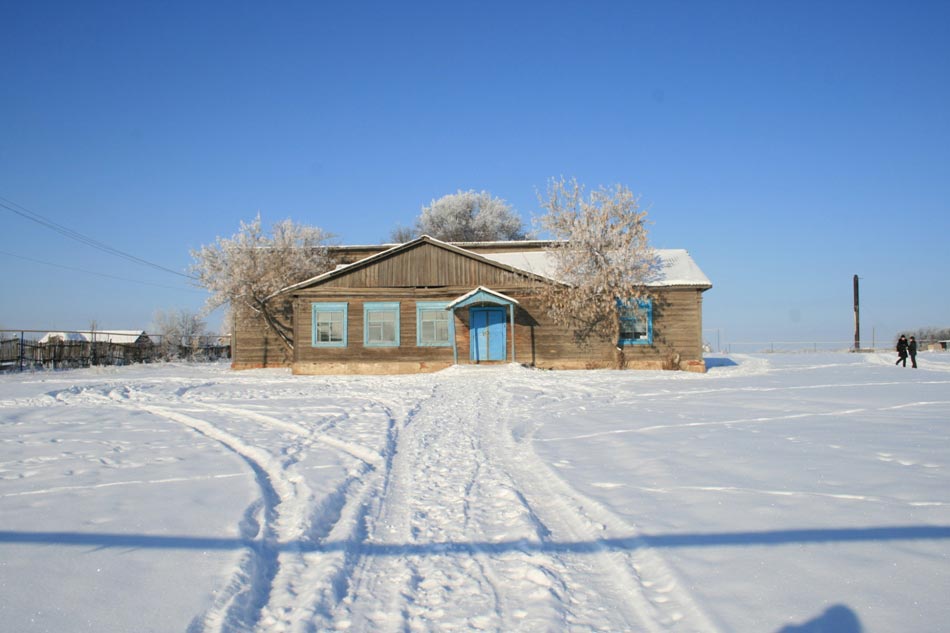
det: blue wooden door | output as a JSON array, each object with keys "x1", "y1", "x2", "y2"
[{"x1": 470, "y1": 307, "x2": 506, "y2": 361}]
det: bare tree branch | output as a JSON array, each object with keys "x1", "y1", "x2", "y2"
[{"x1": 189, "y1": 215, "x2": 335, "y2": 353}]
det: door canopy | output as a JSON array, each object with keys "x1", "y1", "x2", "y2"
[
  {"x1": 446, "y1": 286, "x2": 519, "y2": 364},
  {"x1": 446, "y1": 286, "x2": 519, "y2": 310}
]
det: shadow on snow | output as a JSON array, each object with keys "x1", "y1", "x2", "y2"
[
  {"x1": 2, "y1": 524, "x2": 949, "y2": 554},
  {"x1": 776, "y1": 604, "x2": 863, "y2": 633}
]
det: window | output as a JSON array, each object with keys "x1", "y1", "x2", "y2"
[
  {"x1": 618, "y1": 298, "x2": 653, "y2": 346},
  {"x1": 364, "y1": 302, "x2": 400, "y2": 347},
  {"x1": 312, "y1": 302, "x2": 347, "y2": 347},
  {"x1": 416, "y1": 302, "x2": 453, "y2": 347}
]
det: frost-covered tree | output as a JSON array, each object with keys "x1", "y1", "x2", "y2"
[
  {"x1": 391, "y1": 190, "x2": 526, "y2": 242},
  {"x1": 388, "y1": 224, "x2": 416, "y2": 243},
  {"x1": 536, "y1": 178, "x2": 661, "y2": 365},
  {"x1": 152, "y1": 309, "x2": 206, "y2": 359},
  {"x1": 190, "y1": 215, "x2": 334, "y2": 353},
  {"x1": 902, "y1": 327, "x2": 950, "y2": 344}
]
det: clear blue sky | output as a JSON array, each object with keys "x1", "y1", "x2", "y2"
[{"x1": 2, "y1": 1, "x2": 948, "y2": 348}]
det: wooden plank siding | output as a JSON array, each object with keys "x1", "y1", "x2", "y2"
[
  {"x1": 290, "y1": 285, "x2": 705, "y2": 374},
  {"x1": 293, "y1": 289, "x2": 460, "y2": 369},
  {"x1": 231, "y1": 299, "x2": 295, "y2": 369},
  {"x1": 231, "y1": 238, "x2": 710, "y2": 374},
  {"x1": 512, "y1": 289, "x2": 706, "y2": 369},
  {"x1": 291, "y1": 285, "x2": 526, "y2": 374},
  {"x1": 320, "y1": 242, "x2": 533, "y2": 289}
]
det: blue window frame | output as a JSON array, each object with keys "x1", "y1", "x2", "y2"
[
  {"x1": 312, "y1": 302, "x2": 348, "y2": 347},
  {"x1": 364, "y1": 302, "x2": 400, "y2": 347},
  {"x1": 618, "y1": 298, "x2": 653, "y2": 346},
  {"x1": 416, "y1": 301, "x2": 454, "y2": 347}
]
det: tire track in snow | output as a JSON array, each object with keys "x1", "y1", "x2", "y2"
[
  {"x1": 180, "y1": 383, "x2": 436, "y2": 631},
  {"x1": 334, "y1": 381, "x2": 513, "y2": 631},
  {"x1": 58, "y1": 384, "x2": 389, "y2": 633},
  {"x1": 331, "y1": 368, "x2": 720, "y2": 632},
  {"x1": 135, "y1": 397, "x2": 395, "y2": 633},
  {"x1": 190, "y1": 402, "x2": 384, "y2": 469},
  {"x1": 126, "y1": 382, "x2": 434, "y2": 632},
  {"x1": 136, "y1": 404, "x2": 285, "y2": 633},
  {"x1": 484, "y1": 370, "x2": 721, "y2": 633},
  {"x1": 250, "y1": 395, "x2": 422, "y2": 632}
]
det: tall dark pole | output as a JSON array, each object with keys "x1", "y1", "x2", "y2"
[{"x1": 853, "y1": 274, "x2": 860, "y2": 351}]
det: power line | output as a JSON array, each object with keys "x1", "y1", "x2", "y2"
[
  {"x1": 0, "y1": 195, "x2": 197, "y2": 280},
  {"x1": 0, "y1": 249, "x2": 204, "y2": 292}
]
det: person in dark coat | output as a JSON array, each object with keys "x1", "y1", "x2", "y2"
[
  {"x1": 909, "y1": 336, "x2": 918, "y2": 368},
  {"x1": 896, "y1": 335, "x2": 908, "y2": 367}
]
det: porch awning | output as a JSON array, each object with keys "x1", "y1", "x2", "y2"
[
  {"x1": 446, "y1": 286, "x2": 519, "y2": 310},
  {"x1": 445, "y1": 286, "x2": 518, "y2": 365}
]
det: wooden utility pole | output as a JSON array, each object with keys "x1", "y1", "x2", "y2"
[{"x1": 853, "y1": 274, "x2": 860, "y2": 351}]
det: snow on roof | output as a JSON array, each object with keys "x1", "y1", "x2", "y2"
[
  {"x1": 651, "y1": 249, "x2": 713, "y2": 287},
  {"x1": 478, "y1": 251, "x2": 559, "y2": 280},
  {"x1": 38, "y1": 330, "x2": 150, "y2": 344},
  {"x1": 37, "y1": 332, "x2": 88, "y2": 344},
  {"x1": 481, "y1": 248, "x2": 712, "y2": 288}
]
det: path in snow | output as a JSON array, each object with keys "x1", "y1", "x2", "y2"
[{"x1": 63, "y1": 367, "x2": 717, "y2": 632}]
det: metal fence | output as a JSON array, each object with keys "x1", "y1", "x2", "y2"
[
  {"x1": 717, "y1": 341, "x2": 858, "y2": 354},
  {"x1": 0, "y1": 330, "x2": 231, "y2": 372},
  {"x1": 702, "y1": 335, "x2": 949, "y2": 355}
]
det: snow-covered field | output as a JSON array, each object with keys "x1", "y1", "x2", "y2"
[{"x1": 2, "y1": 353, "x2": 948, "y2": 632}]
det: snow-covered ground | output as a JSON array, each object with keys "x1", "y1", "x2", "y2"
[{"x1": 1, "y1": 352, "x2": 948, "y2": 632}]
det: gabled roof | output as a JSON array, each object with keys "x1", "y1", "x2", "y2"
[
  {"x1": 277, "y1": 235, "x2": 554, "y2": 296},
  {"x1": 277, "y1": 235, "x2": 711, "y2": 296}
]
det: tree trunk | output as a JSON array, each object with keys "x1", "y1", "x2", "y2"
[{"x1": 253, "y1": 298, "x2": 294, "y2": 354}]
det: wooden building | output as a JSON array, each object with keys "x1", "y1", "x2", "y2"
[{"x1": 231, "y1": 236, "x2": 712, "y2": 374}]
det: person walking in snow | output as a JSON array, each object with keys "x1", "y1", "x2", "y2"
[
  {"x1": 908, "y1": 336, "x2": 918, "y2": 368},
  {"x1": 896, "y1": 334, "x2": 909, "y2": 367}
]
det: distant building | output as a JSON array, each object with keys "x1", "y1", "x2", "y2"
[{"x1": 38, "y1": 330, "x2": 152, "y2": 346}]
